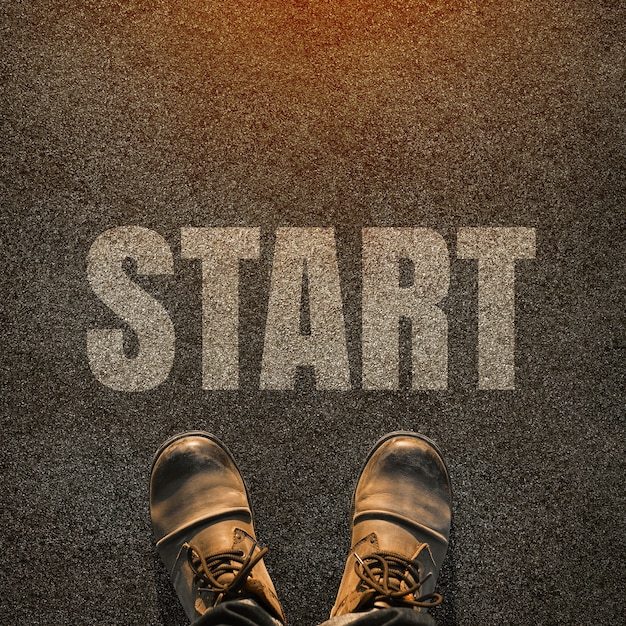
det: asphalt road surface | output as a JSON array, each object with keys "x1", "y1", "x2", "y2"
[{"x1": 2, "y1": 1, "x2": 624, "y2": 625}]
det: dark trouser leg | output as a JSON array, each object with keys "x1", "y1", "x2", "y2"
[
  {"x1": 319, "y1": 607, "x2": 436, "y2": 626},
  {"x1": 190, "y1": 599, "x2": 283, "y2": 626},
  {"x1": 190, "y1": 602, "x2": 436, "y2": 626}
]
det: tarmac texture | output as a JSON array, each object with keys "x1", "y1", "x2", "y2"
[{"x1": 1, "y1": 1, "x2": 624, "y2": 625}]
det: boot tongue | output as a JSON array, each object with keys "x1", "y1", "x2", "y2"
[
  {"x1": 215, "y1": 570, "x2": 236, "y2": 586},
  {"x1": 189, "y1": 525, "x2": 259, "y2": 593},
  {"x1": 190, "y1": 521, "x2": 253, "y2": 555},
  {"x1": 167, "y1": 522, "x2": 286, "y2": 623},
  {"x1": 352, "y1": 520, "x2": 441, "y2": 598},
  {"x1": 345, "y1": 529, "x2": 440, "y2": 613}
]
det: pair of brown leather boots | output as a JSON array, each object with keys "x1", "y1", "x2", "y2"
[{"x1": 150, "y1": 431, "x2": 452, "y2": 624}]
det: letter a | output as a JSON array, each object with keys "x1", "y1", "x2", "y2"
[{"x1": 260, "y1": 228, "x2": 350, "y2": 390}]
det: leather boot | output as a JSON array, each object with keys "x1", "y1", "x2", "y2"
[
  {"x1": 330, "y1": 432, "x2": 452, "y2": 617},
  {"x1": 150, "y1": 432, "x2": 285, "y2": 624}
]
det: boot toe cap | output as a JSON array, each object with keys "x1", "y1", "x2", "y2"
[
  {"x1": 150, "y1": 433, "x2": 251, "y2": 545},
  {"x1": 353, "y1": 433, "x2": 452, "y2": 547}
]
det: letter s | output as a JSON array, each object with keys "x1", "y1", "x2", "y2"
[{"x1": 87, "y1": 227, "x2": 174, "y2": 391}]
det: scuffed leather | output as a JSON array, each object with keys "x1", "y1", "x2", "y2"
[
  {"x1": 150, "y1": 433, "x2": 285, "y2": 624},
  {"x1": 331, "y1": 433, "x2": 452, "y2": 618}
]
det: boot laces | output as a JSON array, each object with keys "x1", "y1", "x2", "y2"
[
  {"x1": 185, "y1": 540, "x2": 268, "y2": 606},
  {"x1": 353, "y1": 543, "x2": 443, "y2": 609}
]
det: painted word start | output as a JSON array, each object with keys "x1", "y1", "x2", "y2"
[{"x1": 87, "y1": 226, "x2": 535, "y2": 392}]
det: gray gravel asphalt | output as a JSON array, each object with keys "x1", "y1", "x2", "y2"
[{"x1": 1, "y1": 1, "x2": 624, "y2": 625}]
